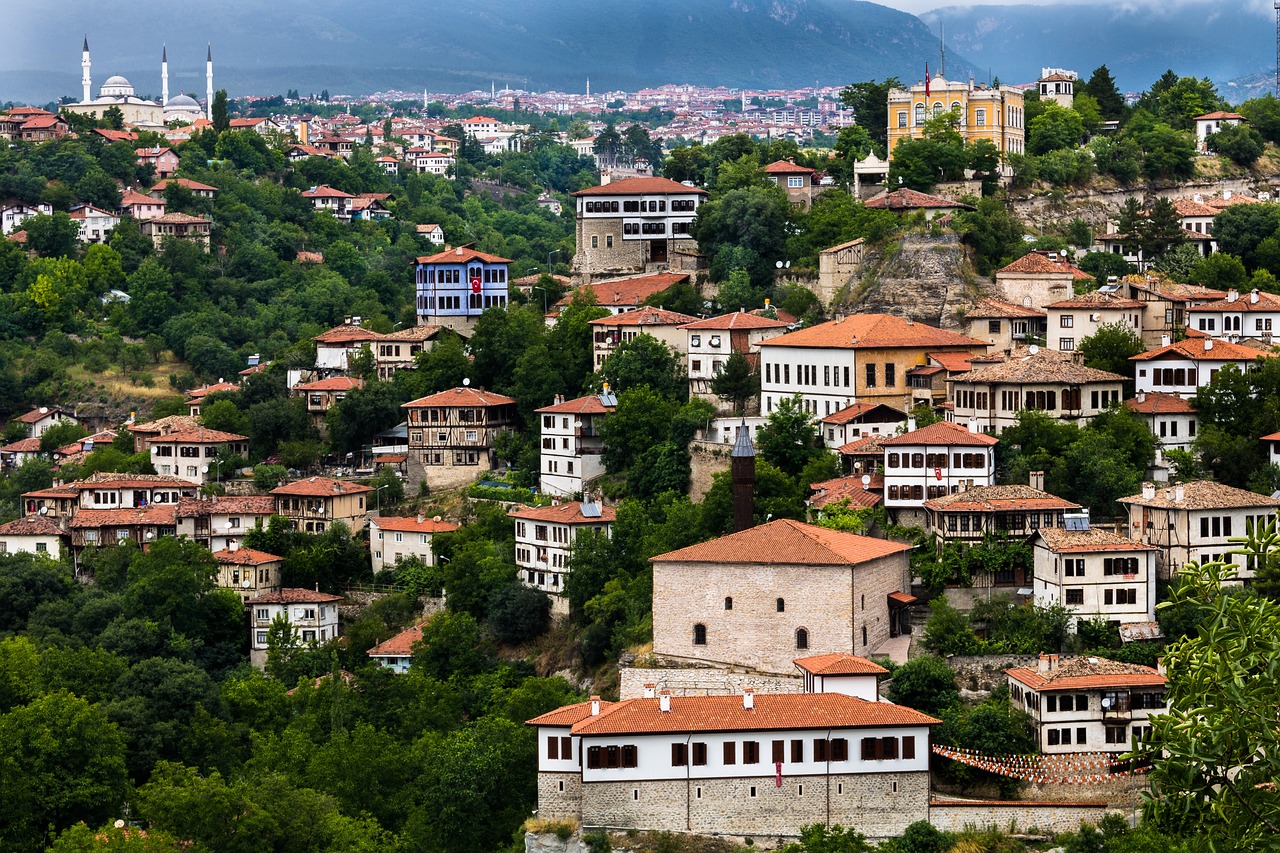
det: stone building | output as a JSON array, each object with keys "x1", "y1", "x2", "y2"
[
  {"x1": 816, "y1": 238, "x2": 865, "y2": 306},
  {"x1": 527, "y1": 686, "x2": 938, "y2": 838},
  {"x1": 571, "y1": 176, "x2": 706, "y2": 280},
  {"x1": 994, "y1": 251, "x2": 1088, "y2": 313},
  {"x1": 651, "y1": 519, "x2": 914, "y2": 673}
]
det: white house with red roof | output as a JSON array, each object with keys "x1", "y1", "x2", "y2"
[
  {"x1": 527, "y1": 683, "x2": 938, "y2": 837},
  {"x1": 414, "y1": 246, "x2": 512, "y2": 333},
  {"x1": 1193, "y1": 110, "x2": 1246, "y2": 152},
  {"x1": 270, "y1": 476, "x2": 373, "y2": 534},
  {"x1": 1031, "y1": 526, "x2": 1157, "y2": 625},
  {"x1": 1125, "y1": 392, "x2": 1198, "y2": 458},
  {"x1": 68, "y1": 203, "x2": 119, "y2": 243},
  {"x1": 147, "y1": 427, "x2": 248, "y2": 485},
  {"x1": 863, "y1": 188, "x2": 972, "y2": 220},
  {"x1": 1131, "y1": 336, "x2": 1267, "y2": 399},
  {"x1": 68, "y1": 505, "x2": 179, "y2": 562},
  {"x1": 548, "y1": 272, "x2": 690, "y2": 323},
  {"x1": 184, "y1": 381, "x2": 238, "y2": 417},
  {"x1": 1187, "y1": 288, "x2": 1280, "y2": 341},
  {"x1": 0, "y1": 516, "x2": 65, "y2": 560},
  {"x1": 652, "y1": 519, "x2": 915, "y2": 673},
  {"x1": 175, "y1": 494, "x2": 276, "y2": 551},
  {"x1": 301, "y1": 184, "x2": 355, "y2": 219},
  {"x1": 1, "y1": 201, "x2": 53, "y2": 235},
  {"x1": 367, "y1": 619, "x2": 431, "y2": 673},
  {"x1": 819, "y1": 402, "x2": 906, "y2": 449},
  {"x1": 120, "y1": 190, "x2": 165, "y2": 221},
  {"x1": 213, "y1": 546, "x2": 283, "y2": 603},
  {"x1": 11, "y1": 406, "x2": 77, "y2": 438},
  {"x1": 369, "y1": 514, "x2": 459, "y2": 572},
  {"x1": 247, "y1": 588, "x2": 342, "y2": 667},
  {"x1": 793, "y1": 653, "x2": 887, "y2": 700},
  {"x1": 0, "y1": 437, "x2": 43, "y2": 471},
  {"x1": 1006, "y1": 655, "x2": 1167, "y2": 754},
  {"x1": 923, "y1": 482, "x2": 1081, "y2": 554},
  {"x1": 402, "y1": 387, "x2": 519, "y2": 486},
  {"x1": 1044, "y1": 291, "x2": 1145, "y2": 353},
  {"x1": 571, "y1": 176, "x2": 707, "y2": 279},
  {"x1": 589, "y1": 306, "x2": 698, "y2": 371},
  {"x1": 312, "y1": 320, "x2": 383, "y2": 373},
  {"x1": 1122, "y1": 277, "x2": 1226, "y2": 347},
  {"x1": 963, "y1": 298, "x2": 1047, "y2": 351},
  {"x1": 150, "y1": 178, "x2": 218, "y2": 200},
  {"x1": 880, "y1": 422, "x2": 998, "y2": 520},
  {"x1": 512, "y1": 499, "x2": 615, "y2": 611},
  {"x1": 681, "y1": 311, "x2": 789, "y2": 407},
  {"x1": 537, "y1": 391, "x2": 617, "y2": 497}
]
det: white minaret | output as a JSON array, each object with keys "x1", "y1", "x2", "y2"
[
  {"x1": 81, "y1": 36, "x2": 92, "y2": 103},
  {"x1": 586, "y1": 77, "x2": 590, "y2": 97},
  {"x1": 205, "y1": 44, "x2": 214, "y2": 120},
  {"x1": 161, "y1": 44, "x2": 169, "y2": 106},
  {"x1": 423, "y1": 88, "x2": 428, "y2": 110}
]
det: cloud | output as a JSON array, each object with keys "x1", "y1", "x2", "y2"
[{"x1": 897, "y1": 0, "x2": 1272, "y2": 14}]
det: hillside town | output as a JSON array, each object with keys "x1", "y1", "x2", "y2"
[{"x1": 0, "y1": 33, "x2": 1279, "y2": 853}]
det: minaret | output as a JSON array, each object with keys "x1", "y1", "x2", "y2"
[
  {"x1": 423, "y1": 88, "x2": 428, "y2": 110},
  {"x1": 81, "y1": 36, "x2": 91, "y2": 103},
  {"x1": 161, "y1": 44, "x2": 169, "y2": 107},
  {"x1": 205, "y1": 44, "x2": 214, "y2": 120},
  {"x1": 730, "y1": 421, "x2": 756, "y2": 533},
  {"x1": 586, "y1": 77, "x2": 590, "y2": 97}
]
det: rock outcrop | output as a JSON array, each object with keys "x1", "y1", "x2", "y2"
[{"x1": 842, "y1": 232, "x2": 993, "y2": 329}]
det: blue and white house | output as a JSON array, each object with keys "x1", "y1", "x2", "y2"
[{"x1": 414, "y1": 246, "x2": 512, "y2": 333}]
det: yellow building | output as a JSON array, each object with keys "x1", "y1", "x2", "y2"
[{"x1": 887, "y1": 74, "x2": 1025, "y2": 159}]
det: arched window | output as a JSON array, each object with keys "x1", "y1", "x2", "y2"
[
  {"x1": 724, "y1": 596, "x2": 733, "y2": 611},
  {"x1": 693, "y1": 623, "x2": 707, "y2": 645},
  {"x1": 914, "y1": 103, "x2": 925, "y2": 126},
  {"x1": 932, "y1": 102, "x2": 943, "y2": 117},
  {"x1": 776, "y1": 598, "x2": 785, "y2": 613},
  {"x1": 796, "y1": 628, "x2": 809, "y2": 650}
]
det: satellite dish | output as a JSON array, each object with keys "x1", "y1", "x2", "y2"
[
  {"x1": 861, "y1": 474, "x2": 871, "y2": 488},
  {"x1": 201, "y1": 465, "x2": 209, "y2": 473},
  {"x1": 462, "y1": 377, "x2": 471, "y2": 387},
  {"x1": 242, "y1": 579, "x2": 251, "y2": 588},
  {"x1": 38, "y1": 506, "x2": 48, "y2": 515},
  {"x1": 1028, "y1": 344, "x2": 1040, "y2": 355},
  {"x1": 573, "y1": 420, "x2": 583, "y2": 429},
  {"x1": 433, "y1": 515, "x2": 442, "y2": 523},
  {"x1": 39, "y1": 407, "x2": 48, "y2": 414},
  {"x1": 145, "y1": 531, "x2": 154, "y2": 540}
]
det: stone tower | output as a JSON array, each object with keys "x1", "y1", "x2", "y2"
[{"x1": 730, "y1": 421, "x2": 756, "y2": 533}]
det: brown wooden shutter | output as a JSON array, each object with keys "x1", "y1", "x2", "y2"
[
  {"x1": 861, "y1": 737, "x2": 876, "y2": 761},
  {"x1": 772, "y1": 740, "x2": 785, "y2": 763},
  {"x1": 791, "y1": 739, "x2": 804, "y2": 763},
  {"x1": 561, "y1": 737, "x2": 573, "y2": 760},
  {"x1": 547, "y1": 737, "x2": 559, "y2": 760},
  {"x1": 723, "y1": 742, "x2": 736, "y2": 765},
  {"x1": 902, "y1": 736, "x2": 915, "y2": 760}
]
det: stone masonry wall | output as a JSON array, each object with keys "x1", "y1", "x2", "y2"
[
  {"x1": 574, "y1": 219, "x2": 643, "y2": 279},
  {"x1": 581, "y1": 771, "x2": 929, "y2": 839},
  {"x1": 619, "y1": 665, "x2": 803, "y2": 700},
  {"x1": 929, "y1": 800, "x2": 1110, "y2": 834},
  {"x1": 687, "y1": 442, "x2": 732, "y2": 502},
  {"x1": 537, "y1": 772, "x2": 582, "y2": 821}
]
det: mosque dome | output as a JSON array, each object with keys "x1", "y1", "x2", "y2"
[
  {"x1": 100, "y1": 75, "x2": 135, "y2": 97},
  {"x1": 166, "y1": 94, "x2": 200, "y2": 109}
]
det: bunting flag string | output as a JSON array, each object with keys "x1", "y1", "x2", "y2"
[{"x1": 931, "y1": 744, "x2": 1152, "y2": 784}]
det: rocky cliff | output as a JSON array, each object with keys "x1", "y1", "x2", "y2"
[{"x1": 842, "y1": 232, "x2": 993, "y2": 330}]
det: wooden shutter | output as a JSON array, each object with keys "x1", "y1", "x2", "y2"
[
  {"x1": 831, "y1": 738, "x2": 849, "y2": 761},
  {"x1": 791, "y1": 739, "x2": 804, "y2": 763},
  {"x1": 814, "y1": 739, "x2": 829, "y2": 761},
  {"x1": 772, "y1": 740, "x2": 785, "y2": 763},
  {"x1": 861, "y1": 737, "x2": 876, "y2": 761},
  {"x1": 692, "y1": 742, "x2": 707, "y2": 766},
  {"x1": 561, "y1": 737, "x2": 573, "y2": 760},
  {"x1": 723, "y1": 742, "x2": 736, "y2": 765},
  {"x1": 672, "y1": 743, "x2": 687, "y2": 766},
  {"x1": 622, "y1": 745, "x2": 638, "y2": 768},
  {"x1": 547, "y1": 737, "x2": 559, "y2": 760},
  {"x1": 881, "y1": 737, "x2": 898, "y2": 760},
  {"x1": 587, "y1": 746, "x2": 603, "y2": 769},
  {"x1": 902, "y1": 736, "x2": 915, "y2": 760}
]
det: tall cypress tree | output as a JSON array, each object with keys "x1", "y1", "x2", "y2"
[{"x1": 1084, "y1": 65, "x2": 1125, "y2": 121}]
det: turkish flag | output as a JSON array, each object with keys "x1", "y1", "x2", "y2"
[
  {"x1": 775, "y1": 762, "x2": 782, "y2": 787},
  {"x1": 934, "y1": 467, "x2": 942, "y2": 481},
  {"x1": 470, "y1": 276, "x2": 482, "y2": 294},
  {"x1": 925, "y1": 63, "x2": 930, "y2": 98}
]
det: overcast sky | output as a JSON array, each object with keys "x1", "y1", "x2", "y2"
[{"x1": 877, "y1": 0, "x2": 1274, "y2": 14}]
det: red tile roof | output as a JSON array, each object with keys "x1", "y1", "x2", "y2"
[
  {"x1": 294, "y1": 377, "x2": 365, "y2": 392},
  {"x1": 1033, "y1": 528, "x2": 1155, "y2": 553},
  {"x1": 68, "y1": 506, "x2": 178, "y2": 528},
  {"x1": 808, "y1": 477, "x2": 883, "y2": 509},
  {"x1": 402, "y1": 387, "x2": 516, "y2": 408},
  {"x1": 415, "y1": 247, "x2": 512, "y2": 265},
  {"x1": 147, "y1": 212, "x2": 210, "y2": 225},
  {"x1": 557, "y1": 274, "x2": 690, "y2": 309},
  {"x1": 149, "y1": 428, "x2": 247, "y2": 444},
  {"x1": 313, "y1": 325, "x2": 384, "y2": 344},
  {"x1": 1, "y1": 438, "x2": 42, "y2": 452},
  {"x1": 1125, "y1": 393, "x2": 1195, "y2": 415},
  {"x1": 1171, "y1": 198, "x2": 1219, "y2": 218},
  {"x1": 536, "y1": 394, "x2": 615, "y2": 415},
  {"x1": 367, "y1": 620, "x2": 432, "y2": 657},
  {"x1": 301, "y1": 184, "x2": 354, "y2": 199},
  {"x1": 965, "y1": 298, "x2": 1046, "y2": 320},
  {"x1": 247, "y1": 588, "x2": 343, "y2": 604},
  {"x1": 837, "y1": 434, "x2": 891, "y2": 456},
  {"x1": 763, "y1": 160, "x2": 815, "y2": 175},
  {"x1": 0, "y1": 517, "x2": 63, "y2": 536},
  {"x1": 1044, "y1": 291, "x2": 1145, "y2": 310},
  {"x1": 151, "y1": 178, "x2": 217, "y2": 193},
  {"x1": 680, "y1": 311, "x2": 788, "y2": 331},
  {"x1": 14, "y1": 407, "x2": 65, "y2": 424},
  {"x1": 653, "y1": 518, "x2": 909, "y2": 566},
  {"x1": 510, "y1": 501, "x2": 617, "y2": 524},
  {"x1": 131, "y1": 414, "x2": 201, "y2": 434},
  {"x1": 1118, "y1": 480, "x2": 1280, "y2": 510},
  {"x1": 928, "y1": 351, "x2": 979, "y2": 373},
  {"x1": 568, "y1": 693, "x2": 939, "y2": 735},
  {"x1": 186, "y1": 381, "x2": 238, "y2": 399},
  {"x1": 270, "y1": 476, "x2": 373, "y2": 497},
  {"x1": 1194, "y1": 111, "x2": 1245, "y2": 121},
  {"x1": 924, "y1": 484, "x2": 1080, "y2": 513},
  {"x1": 527, "y1": 699, "x2": 616, "y2": 727},
  {"x1": 1262, "y1": 431, "x2": 1280, "y2": 442},
  {"x1": 864, "y1": 188, "x2": 971, "y2": 211},
  {"x1": 881, "y1": 421, "x2": 998, "y2": 447},
  {"x1": 997, "y1": 252, "x2": 1081, "y2": 275},
  {"x1": 1130, "y1": 337, "x2": 1269, "y2": 362},
  {"x1": 382, "y1": 324, "x2": 444, "y2": 342},
  {"x1": 589, "y1": 305, "x2": 699, "y2": 327},
  {"x1": 794, "y1": 653, "x2": 889, "y2": 676},
  {"x1": 1006, "y1": 657, "x2": 1165, "y2": 692},
  {"x1": 371, "y1": 515, "x2": 460, "y2": 534},
  {"x1": 1190, "y1": 290, "x2": 1280, "y2": 313},
  {"x1": 212, "y1": 547, "x2": 283, "y2": 565},
  {"x1": 176, "y1": 495, "x2": 276, "y2": 518},
  {"x1": 758, "y1": 315, "x2": 987, "y2": 352},
  {"x1": 572, "y1": 176, "x2": 708, "y2": 196}
]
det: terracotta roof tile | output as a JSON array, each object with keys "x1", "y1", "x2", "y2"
[
  {"x1": 247, "y1": 587, "x2": 343, "y2": 604},
  {"x1": 569, "y1": 693, "x2": 939, "y2": 736},
  {"x1": 1044, "y1": 291, "x2": 1145, "y2": 310},
  {"x1": 680, "y1": 311, "x2": 788, "y2": 330},
  {"x1": 536, "y1": 394, "x2": 615, "y2": 415},
  {"x1": 402, "y1": 387, "x2": 516, "y2": 408},
  {"x1": 924, "y1": 484, "x2": 1080, "y2": 513},
  {"x1": 149, "y1": 428, "x2": 248, "y2": 444},
  {"x1": 1130, "y1": 337, "x2": 1268, "y2": 362},
  {"x1": 864, "y1": 188, "x2": 971, "y2": 211},
  {"x1": 1194, "y1": 111, "x2": 1246, "y2": 121},
  {"x1": 527, "y1": 699, "x2": 615, "y2": 727},
  {"x1": 808, "y1": 476, "x2": 883, "y2": 510},
  {"x1": 928, "y1": 351, "x2": 979, "y2": 373},
  {"x1": 652, "y1": 518, "x2": 909, "y2": 565},
  {"x1": 301, "y1": 184, "x2": 354, "y2": 199},
  {"x1": 1034, "y1": 527, "x2": 1155, "y2": 553},
  {"x1": 572, "y1": 176, "x2": 707, "y2": 196},
  {"x1": 881, "y1": 421, "x2": 999, "y2": 447},
  {"x1": 313, "y1": 325, "x2": 384, "y2": 344},
  {"x1": 794, "y1": 653, "x2": 889, "y2": 676},
  {"x1": 212, "y1": 547, "x2": 283, "y2": 565},
  {"x1": 1007, "y1": 657, "x2": 1165, "y2": 692},
  {"x1": 15, "y1": 407, "x2": 65, "y2": 424},
  {"x1": 763, "y1": 160, "x2": 815, "y2": 175},
  {"x1": 589, "y1": 305, "x2": 699, "y2": 327},
  {"x1": 1171, "y1": 198, "x2": 1219, "y2": 217},
  {"x1": 151, "y1": 178, "x2": 217, "y2": 192},
  {"x1": 371, "y1": 515, "x2": 460, "y2": 534},
  {"x1": 147, "y1": 212, "x2": 210, "y2": 225},
  {"x1": 68, "y1": 506, "x2": 178, "y2": 528},
  {"x1": 367, "y1": 620, "x2": 432, "y2": 657},
  {"x1": 293, "y1": 377, "x2": 365, "y2": 392},
  {"x1": 1, "y1": 438, "x2": 42, "y2": 452},
  {"x1": 122, "y1": 190, "x2": 163, "y2": 206},
  {"x1": 997, "y1": 252, "x2": 1079, "y2": 275},
  {"x1": 964, "y1": 298, "x2": 1046, "y2": 320},
  {"x1": 957, "y1": 348, "x2": 1125, "y2": 385},
  {"x1": 819, "y1": 402, "x2": 905, "y2": 425},
  {"x1": 1126, "y1": 278, "x2": 1226, "y2": 303},
  {"x1": 509, "y1": 501, "x2": 616, "y2": 524},
  {"x1": 186, "y1": 382, "x2": 238, "y2": 399},
  {"x1": 556, "y1": 274, "x2": 691, "y2": 310},
  {"x1": 1118, "y1": 480, "x2": 1280, "y2": 510},
  {"x1": 415, "y1": 247, "x2": 512, "y2": 265},
  {"x1": 1124, "y1": 393, "x2": 1196, "y2": 415},
  {"x1": 1190, "y1": 290, "x2": 1280, "y2": 313},
  {"x1": 758, "y1": 315, "x2": 987, "y2": 352},
  {"x1": 382, "y1": 324, "x2": 443, "y2": 342},
  {"x1": 0, "y1": 517, "x2": 63, "y2": 536},
  {"x1": 131, "y1": 415, "x2": 200, "y2": 434},
  {"x1": 271, "y1": 476, "x2": 373, "y2": 497},
  {"x1": 176, "y1": 495, "x2": 276, "y2": 518},
  {"x1": 837, "y1": 434, "x2": 891, "y2": 455}
]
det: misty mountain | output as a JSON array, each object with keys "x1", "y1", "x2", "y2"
[
  {"x1": 923, "y1": 3, "x2": 1273, "y2": 96},
  {"x1": 1, "y1": 0, "x2": 972, "y2": 105}
]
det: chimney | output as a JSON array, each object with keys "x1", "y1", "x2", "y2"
[
  {"x1": 590, "y1": 695, "x2": 601, "y2": 716},
  {"x1": 1252, "y1": 289, "x2": 1260, "y2": 304},
  {"x1": 968, "y1": 418, "x2": 979, "y2": 434},
  {"x1": 1048, "y1": 654, "x2": 1059, "y2": 671},
  {"x1": 1227, "y1": 289, "x2": 1239, "y2": 303},
  {"x1": 659, "y1": 690, "x2": 672, "y2": 712},
  {"x1": 455, "y1": 246, "x2": 464, "y2": 256},
  {"x1": 1204, "y1": 338, "x2": 1214, "y2": 351},
  {"x1": 416, "y1": 513, "x2": 425, "y2": 524},
  {"x1": 730, "y1": 420, "x2": 757, "y2": 533},
  {"x1": 1137, "y1": 392, "x2": 1146, "y2": 403},
  {"x1": 1029, "y1": 470, "x2": 1045, "y2": 492},
  {"x1": 906, "y1": 415, "x2": 917, "y2": 433},
  {"x1": 1224, "y1": 189, "x2": 1233, "y2": 200},
  {"x1": 1174, "y1": 484, "x2": 1185, "y2": 503},
  {"x1": 1156, "y1": 657, "x2": 1166, "y2": 677},
  {"x1": 1038, "y1": 653, "x2": 1050, "y2": 674},
  {"x1": 743, "y1": 688, "x2": 754, "y2": 710},
  {"x1": 1142, "y1": 483, "x2": 1156, "y2": 500},
  {"x1": 1161, "y1": 334, "x2": 1171, "y2": 347},
  {"x1": 643, "y1": 683, "x2": 656, "y2": 699},
  {"x1": 1194, "y1": 193, "x2": 1203, "y2": 204}
]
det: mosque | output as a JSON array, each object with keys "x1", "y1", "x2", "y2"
[{"x1": 62, "y1": 38, "x2": 213, "y2": 129}]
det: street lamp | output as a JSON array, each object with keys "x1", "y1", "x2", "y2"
[
  {"x1": 547, "y1": 249, "x2": 560, "y2": 275},
  {"x1": 374, "y1": 483, "x2": 390, "y2": 513},
  {"x1": 532, "y1": 285, "x2": 550, "y2": 314}
]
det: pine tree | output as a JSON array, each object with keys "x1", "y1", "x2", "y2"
[
  {"x1": 211, "y1": 89, "x2": 229, "y2": 133},
  {"x1": 1084, "y1": 65, "x2": 1125, "y2": 120}
]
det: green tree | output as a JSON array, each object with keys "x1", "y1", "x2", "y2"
[
  {"x1": 600, "y1": 385, "x2": 679, "y2": 476},
  {"x1": 485, "y1": 583, "x2": 551, "y2": 644},
  {"x1": 886, "y1": 655, "x2": 959, "y2": 715},
  {"x1": 1189, "y1": 252, "x2": 1248, "y2": 290},
  {"x1": 411, "y1": 610, "x2": 490, "y2": 680},
  {"x1": 955, "y1": 194, "x2": 1024, "y2": 276},
  {"x1": 211, "y1": 89, "x2": 230, "y2": 133},
  {"x1": 692, "y1": 184, "x2": 792, "y2": 290},
  {"x1": 1078, "y1": 321, "x2": 1146, "y2": 378},
  {"x1": 782, "y1": 824, "x2": 873, "y2": 853},
  {"x1": 599, "y1": 334, "x2": 687, "y2": 401},
  {"x1": 838, "y1": 78, "x2": 903, "y2": 150},
  {"x1": 1083, "y1": 65, "x2": 1126, "y2": 120},
  {"x1": 1028, "y1": 103, "x2": 1086, "y2": 155},
  {"x1": 1207, "y1": 123, "x2": 1265, "y2": 168},
  {"x1": 24, "y1": 211, "x2": 81, "y2": 258},
  {"x1": 755, "y1": 394, "x2": 823, "y2": 478},
  {"x1": 711, "y1": 349, "x2": 759, "y2": 414}
]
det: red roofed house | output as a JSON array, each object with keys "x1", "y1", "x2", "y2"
[
  {"x1": 527, "y1": 680, "x2": 938, "y2": 837},
  {"x1": 1187, "y1": 287, "x2": 1280, "y2": 342},
  {"x1": 20, "y1": 113, "x2": 68, "y2": 141},
  {"x1": 819, "y1": 402, "x2": 907, "y2": 449},
  {"x1": 863, "y1": 188, "x2": 972, "y2": 220},
  {"x1": 589, "y1": 306, "x2": 699, "y2": 371},
  {"x1": 12, "y1": 406, "x2": 76, "y2": 439},
  {"x1": 374, "y1": 325, "x2": 446, "y2": 380},
  {"x1": 1006, "y1": 655, "x2": 1167, "y2": 754},
  {"x1": 1031, "y1": 526, "x2": 1157, "y2": 625},
  {"x1": 213, "y1": 546, "x2": 283, "y2": 603},
  {"x1": 414, "y1": 246, "x2": 512, "y2": 334},
  {"x1": 794, "y1": 653, "x2": 888, "y2": 700},
  {"x1": 247, "y1": 588, "x2": 342, "y2": 667},
  {"x1": 301, "y1": 184, "x2": 355, "y2": 219},
  {"x1": 994, "y1": 250, "x2": 1090, "y2": 312},
  {"x1": 0, "y1": 516, "x2": 65, "y2": 559},
  {"x1": 147, "y1": 428, "x2": 248, "y2": 485},
  {"x1": 763, "y1": 160, "x2": 817, "y2": 210},
  {"x1": 571, "y1": 176, "x2": 708, "y2": 280},
  {"x1": 270, "y1": 476, "x2": 374, "y2": 534},
  {"x1": 1194, "y1": 110, "x2": 1246, "y2": 153},
  {"x1": 1131, "y1": 335, "x2": 1268, "y2": 399},
  {"x1": 175, "y1": 494, "x2": 276, "y2": 551},
  {"x1": 1263, "y1": 430, "x2": 1280, "y2": 468},
  {"x1": 68, "y1": 504, "x2": 179, "y2": 562},
  {"x1": 512, "y1": 499, "x2": 615, "y2": 612},
  {"x1": 135, "y1": 146, "x2": 180, "y2": 179},
  {"x1": 652, "y1": 519, "x2": 915, "y2": 673},
  {"x1": 142, "y1": 212, "x2": 211, "y2": 252},
  {"x1": 1045, "y1": 291, "x2": 1145, "y2": 353},
  {"x1": 1125, "y1": 392, "x2": 1198, "y2": 457},
  {"x1": 807, "y1": 475, "x2": 884, "y2": 514},
  {"x1": 369, "y1": 514, "x2": 459, "y2": 572},
  {"x1": 120, "y1": 190, "x2": 166, "y2": 221},
  {"x1": 184, "y1": 381, "x2": 238, "y2": 417},
  {"x1": 68, "y1": 203, "x2": 119, "y2": 243},
  {"x1": 550, "y1": 273, "x2": 690, "y2": 322},
  {"x1": 0, "y1": 437, "x2": 44, "y2": 472},
  {"x1": 150, "y1": 177, "x2": 218, "y2": 200},
  {"x1": 681, "y1": 311, "x2": 789, "y2": 409},
  {"x1": 293, "y1": 376, "x2": 363, "y2": 428},
  {"x1": 963, "y1": 298, "x2": 1047, "y2": 351},
  {"x1": 1, "y1": 201, "x2": 53, "y2": 235},
  {"x1": 758, "y1": 314, "x2": 990, "y2": 416},
  {"x1": 312, "y1": 320, "x2": 384, "y2": 373},
  {"x1": 881, "y1": 422, "x2": 999, "y2": 523},
  {"x1": 537, "y1": 391, "x2": 617, "y2": 497},
  {"x1": 368, "y1": 619, "x2": 431, "y2": 673},
  {"x1": 402, "y1": 387, "x2": 519, "y2": 488}
]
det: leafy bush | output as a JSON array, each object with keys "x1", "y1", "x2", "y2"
[{"x1": 486, "y1": 583, "x2": 552, "y2": 644}]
